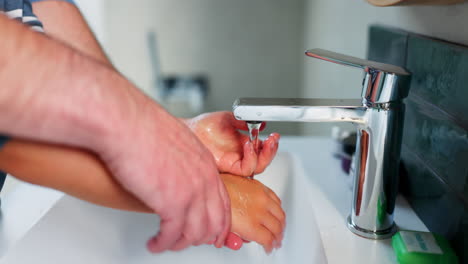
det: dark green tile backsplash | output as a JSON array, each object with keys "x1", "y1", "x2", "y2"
[
  {"x1": 406, "y1": 37, "x2": 468, "y2": 127},
  {"x1": 403, "y1": 96, "x2": 468, "y2": 193},
  {"x1": 401, "y1": 146, "x2": 465, "y2": 238},
  {"x1": 368, "y1": 25, "x2": 468, "y2": 263}
]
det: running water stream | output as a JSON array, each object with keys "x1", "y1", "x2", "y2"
[{"x1": 246, "y1": 121, "x2": 262, "y2": 179}]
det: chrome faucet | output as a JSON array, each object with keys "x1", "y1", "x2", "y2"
[{"x1": 233, "y1": 49, "x2": 410, "y2": 239}]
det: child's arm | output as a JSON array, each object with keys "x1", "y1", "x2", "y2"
[
  {"x1": 0, "y1": 139, "x2": 149, "y2": 212},
  {"x1": 0, "y1": 139, "x2": 285, "y2": 252}
]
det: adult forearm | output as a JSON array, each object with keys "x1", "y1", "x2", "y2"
[
  {"x1": 32, "y1": 0, "x2": 113, "y2": 67},
  {"x1": 0, "y1": 15, "x2": 147, "y2": 152}
]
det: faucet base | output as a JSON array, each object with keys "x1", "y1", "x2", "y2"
[{"x1": 346, "y1": 215, "x2": 397, "y2": 240}]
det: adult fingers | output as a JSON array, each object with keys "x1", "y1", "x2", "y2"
[
  {"x1": 170, "y1": 196, "x2": 209, "y2": 251},
  {"x1": 147, "y1": 213, "x2": 185, "y2": 253},
  {"x1": 195, "y1": 190, "x2": 216, "y2": 246},
  {"x1": 169, "y1": 236, "x2": 191, "y2": 251},
  {"x1": 223, "y1": 232, "x2": 243, "y2": 250},
  {"x1": 214, "y1": 177, "x2": 231, "y2": 248},
  {"x1": 201, "y1": 175, "x2": 228, "y2": 248}
]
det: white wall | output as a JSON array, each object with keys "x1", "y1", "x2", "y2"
[
  {"x1": 104, "y1": 0, "x2": 305, "y2": 134},
  {"x1": 78, "y1": 0, "x2": 468, "y2": 136},
  {"x1": 301, "y1": 0, "x2": 468, "y2": 135},
  {"x1": 73, "y1": 0, "x2": 106, "y2": 45}
]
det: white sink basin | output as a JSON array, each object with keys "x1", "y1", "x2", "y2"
[{"x1": 0, "y1": 152, "x2": 327, "y2": 264}]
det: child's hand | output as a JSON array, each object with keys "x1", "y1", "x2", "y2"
[
  {"x1": 221, "y1": 173, "x2": 285, "y2": 253},
  {"x1": 185, "y1": 112, "x2": 280, "y2": 176}
]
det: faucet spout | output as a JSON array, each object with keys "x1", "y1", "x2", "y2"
[{"x1": 233, "y1": 98, "x2": 366, "y2": 124}]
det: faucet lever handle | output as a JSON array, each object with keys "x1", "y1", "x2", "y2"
[
  {"x1": 305, "y1": 49, "x2": 409, "y2": 76},
  {"x1": 305, "y1": 48, "x2": 410, "y2": 104}
]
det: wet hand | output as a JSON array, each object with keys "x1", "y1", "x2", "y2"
[
  {"x1": 221, "y1": 173, "x2": 286, "y2": 253},
  {"x1": 185, "y1": 112, "x2": 280, "y2": 177}
]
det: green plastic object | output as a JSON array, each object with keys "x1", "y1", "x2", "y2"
[{"x1": 392, "y1": 231, "x2": 458, "y2": 264}]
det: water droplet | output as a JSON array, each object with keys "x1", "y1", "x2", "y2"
[{"x1": 247, "y1": 121, "x2": 262, "y2": 179}]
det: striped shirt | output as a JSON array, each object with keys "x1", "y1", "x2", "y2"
[{"x1": 0, "y1": 0, "x2": 44, "y2": 32}]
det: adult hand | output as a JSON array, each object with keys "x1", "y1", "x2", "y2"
[
  {"x1": 98, "y1": 94, "x2": 231, "y2": 252},
  {"x1": 185, "y1": 112, "x2": 280, "y2": 177}
]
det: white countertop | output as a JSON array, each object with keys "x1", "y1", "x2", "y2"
[
  {"x1": 0, "y1": 178, "x2": 63, "y2": 257},
  {"x1": 0, "y1": 136, "x2": 428, "y2": 263}
]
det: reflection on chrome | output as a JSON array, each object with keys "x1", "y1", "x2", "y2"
[{"x1": 233, "y1": 48, "x2": 410, "y2": 240}]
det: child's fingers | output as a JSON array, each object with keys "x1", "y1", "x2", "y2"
[
  {"x1": 264, "y1": 186, "x2": 282, "y2": 206},
  {"x1": 255, "y1": 225, "x2": 276, "y2": 253},
  {"x1": 240, "y1": 141, "x2": 258, "y2": 176},
  {"x1": 262, "y1": 213, "x2": 283, "y2": 242},
  {"x1": 269, "y1": 203, "x2": 286, "y2": 229},
  {"x1": 222, "y1": 141, "x2": 257, "y2": 176},
  {"x1": 255, "y1": 133, "x2": 280, "y2": 174}
]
